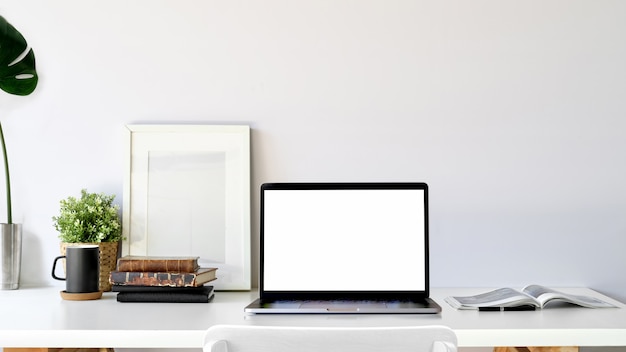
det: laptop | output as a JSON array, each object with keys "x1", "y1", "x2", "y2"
[{"x1": 245, "y1": 182, "x2": 441, "y2": 314}]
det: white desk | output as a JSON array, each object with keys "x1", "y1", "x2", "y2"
[{"x1": 0, "y1": 287, "x2": 624, "y2": 349}]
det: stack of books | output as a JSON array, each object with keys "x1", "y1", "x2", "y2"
[{"x1": 109, "y1": 256, "x2": 217, "y2": 303}]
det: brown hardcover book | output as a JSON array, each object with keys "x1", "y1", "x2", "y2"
[
  {"x1": 109, "y1": 267, "x2": 217, "y2": 287},
  {"x1": 116, "y1": 256, "x2": 200, "y2": 272}
]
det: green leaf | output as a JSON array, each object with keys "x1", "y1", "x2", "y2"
[
  {"x1": 0, "y1": 15, "x2": 39, "y2": 223},
  {"x1": 0, "y1": 15, "x2": 38, "y2": 96}
]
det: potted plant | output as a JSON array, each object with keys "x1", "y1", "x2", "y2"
[
  {"x1": 52, "y1": 189, "x2": 122, "y2": 291},
  {"x1": 0, "y1": 15, "x2": 39, "y2": 290}
]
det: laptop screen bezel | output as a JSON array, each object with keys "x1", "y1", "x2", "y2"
[{"x1": 259, "y1": 182, "x2": 430, "y2": 301}]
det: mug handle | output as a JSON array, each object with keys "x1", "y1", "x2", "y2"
[{"x1": 52, "y1": 255, "x2": 66, "y2": 281}]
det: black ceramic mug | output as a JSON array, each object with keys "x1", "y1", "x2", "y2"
[{"x1": 52, "y1": 245, "x2": 100, "y2": 293}]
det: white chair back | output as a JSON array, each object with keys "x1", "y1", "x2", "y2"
[{"x1": 203, "y1": 325, "x2": 458, "y2": 352}]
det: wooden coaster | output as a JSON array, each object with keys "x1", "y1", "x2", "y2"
[{"x1": 60, "y1": 290, "x2": 103, "y2": 301}]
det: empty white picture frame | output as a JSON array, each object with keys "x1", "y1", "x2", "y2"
[{"x1": 122, "y1": 125, "x2": 251, "y2": 290}]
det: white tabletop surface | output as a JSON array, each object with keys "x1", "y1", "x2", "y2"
[{"x1": 0, "y1": 286, "x2": 624, "y2": 348}]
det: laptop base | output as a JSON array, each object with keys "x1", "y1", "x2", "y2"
[{"x1": 244, "y1": 297, "x2": 442, "y2": 314}]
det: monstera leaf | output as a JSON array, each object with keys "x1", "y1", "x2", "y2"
[
  {"x1": 0, "y1": 15, "x2": 38, "y2": 224},
  {"x1": 0, "y1": 16, "x2": 38, "y2": 95}
]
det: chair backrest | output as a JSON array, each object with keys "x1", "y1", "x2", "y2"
[{"x1": 203, "y1": 325, "x2": 457, "y2": 352}]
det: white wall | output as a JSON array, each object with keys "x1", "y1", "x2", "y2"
[{"x1": 1, "y1": 0, "x2": 625, "y2": 302}]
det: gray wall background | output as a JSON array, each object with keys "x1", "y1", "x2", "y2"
[{"x1": 1, "y1": 0, "x2": 625, "y2": 302}]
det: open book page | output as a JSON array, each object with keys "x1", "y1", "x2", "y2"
[
  {"x1": 522, "y1": 285, "x2": 617, "y2": 308},
  {"x1": 444, "y1": 288, "x2": 539, "y2": 309}
]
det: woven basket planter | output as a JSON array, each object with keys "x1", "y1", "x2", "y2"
[{"x1": 60, "y1": 241, "x2": 119, "y2": 292}]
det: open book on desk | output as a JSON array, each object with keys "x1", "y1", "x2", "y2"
[{"x1": 445, "y1": 285, "x2": 617, "y2": 310}]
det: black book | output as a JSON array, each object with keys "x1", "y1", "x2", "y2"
[{"x1": 115, "y1": 285, "x2": 214, "y2": 303}]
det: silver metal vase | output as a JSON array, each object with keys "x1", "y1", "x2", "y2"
[{"x1": 0, "y1": 223, "x2": 22, "y2": 290}]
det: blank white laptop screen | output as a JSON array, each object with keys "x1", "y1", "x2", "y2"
[{"x1": 262, "y1": 187, "x2": 426, "y2": 292}]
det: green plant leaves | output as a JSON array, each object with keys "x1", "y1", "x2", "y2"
[
  {"x1": 52, "y1": 189, "x2": 123, "y2": 243},
  {"x1": 0, "y1": 15, "x2": 38, "y2": 96}
]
